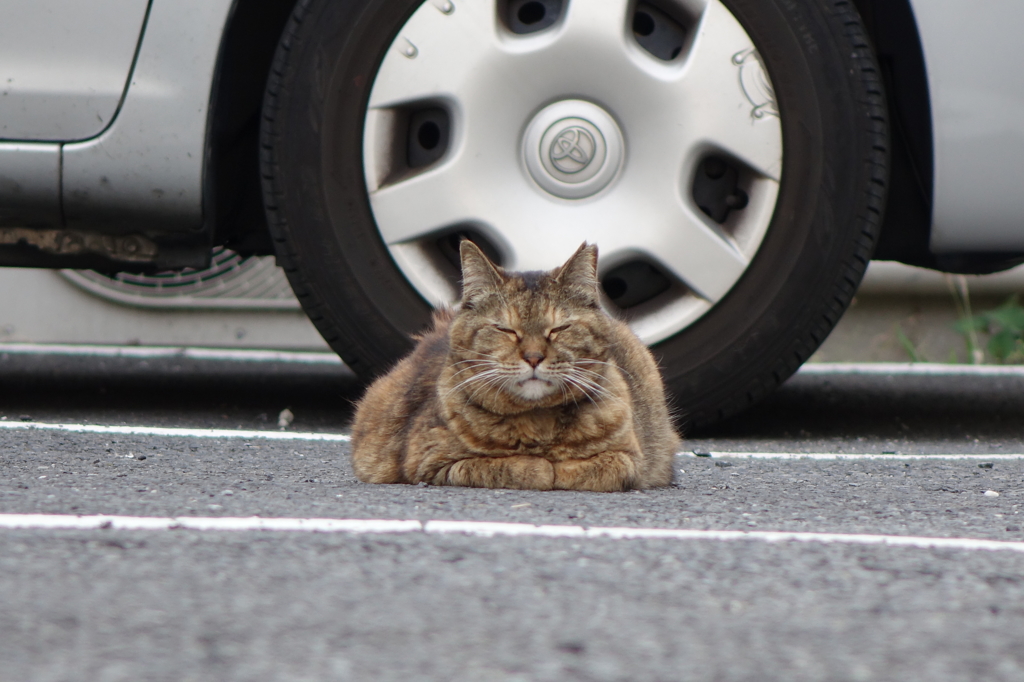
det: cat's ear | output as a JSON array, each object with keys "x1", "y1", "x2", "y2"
[
  {"x1": 460, "y1": 239, "x2": 506, "y2": 304},
  {"x1": 555, "y1": 242, "x2": 600, "y2": 304}
]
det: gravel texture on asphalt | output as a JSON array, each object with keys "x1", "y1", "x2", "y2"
[
  {"x1": 3, "y1": 360, "x2": 1024, "y2": 681},
  {"x1": 3, "y1": 529, "x2": 1024, "y2": 682},
  {"x1": 0, "y1": 428, "x2": 1021, "y2": 539}
]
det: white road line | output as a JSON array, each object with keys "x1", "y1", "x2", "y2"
[
  {"x1": 0, "y1": 421, "x2": 350, "y2": 442},
  {"x1": 4, "y1": 421, "x2": 1021, "y2": 458},
  {"x1": 0, "y1": 515, "x2": 416, "y2": 533},
  {"x1": 2, "y1": 345, "x2": 1021, "y2": 376},
  {"x1": 0, "y1": 342, "x2": 343, "y2": 365},
  {"x1": 683, "y1": 452, "x2": 1024, "y2": 460},
  {"x1": 1, "y1": 514, "x2": 1023, "y2": 554},
  {"x1": 799, "y1": 362, "x2": 1024, "y2": 377}
]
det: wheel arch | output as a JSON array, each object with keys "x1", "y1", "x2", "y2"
[
  {"x1": 851, "y1": 0, "x2": 1024, "y2": 274},
  {"x1": 850, "y1": 0, "x2": 935, "y2": 268},
  {"x1": 204, "y1": 0, "x2": 301, "y2": 257}
]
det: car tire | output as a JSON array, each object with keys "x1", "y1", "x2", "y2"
[{"x1": 261, "y1": 0, "x2": 887, "y2": 428}]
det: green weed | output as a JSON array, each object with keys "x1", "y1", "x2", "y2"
[
  {"x1": 954, "y1": 294, "x2": 1024, "y2": 363},
  {"x1": 894, "y1": 324, "x2": 925, "y2": 362},
  {"x1": 946, "y1": 274, "x2": 985, "y2": 364}
]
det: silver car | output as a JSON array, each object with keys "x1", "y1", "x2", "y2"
[{"x1": 2, "y1": 0, "x2": 1021, "y2": 425}]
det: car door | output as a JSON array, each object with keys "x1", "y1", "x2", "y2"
[{"x1": 0, "y1": 0, "x2": 150, "y2": 142}]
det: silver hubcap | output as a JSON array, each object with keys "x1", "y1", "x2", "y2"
[{"x1": 363, "y1": 0, "x2": 782, "y2": 345}]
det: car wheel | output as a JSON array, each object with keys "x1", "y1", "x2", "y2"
[{"x1": 261, "y1": 0, "x2": 887, "y2": 428}]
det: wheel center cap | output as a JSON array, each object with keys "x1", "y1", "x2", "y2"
[
  {"x1": 550, "y1": 125, "x2": 597, "y2": 173},
  {"x1": 524, "y1": 100, "x2": 623, "y2": 200}
]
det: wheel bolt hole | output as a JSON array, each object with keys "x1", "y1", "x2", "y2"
[
  {"x1": 631, "y1": 2, "x2": 687, "y2": 61},
  {"x1": 602, "y1": 262, "x2": 672, "y2": 308},
  {"x1": 517, "y1": 1, "x2": 546, "y2": 25},
  {"x1": 633, "y1": 11, "x2": 655, "y2": 37},
  {"x1": 725, "y1": 190, "x2": 749, "y2": 210},
  {"x1": 436, "y1": 230, "x2": 503, "y2": 273},
  {"x1": 693, "y1": 156, "x2": 749, "y2": 224},
  {"x1": 406, "y1": 108, "x2": 450, "y2": 169},
  {"x1": 704, "y1": 158, "x2": 728, "y2": 179},
  {"x1": 505, "y1": 0, "x2": 562, "y2": 34},
  {"x1": 602, "y1": 277, "x2": 628, "y2": 300},
  {"x1": 418, "y1": 121, "x2": 441, "y2": 150}
]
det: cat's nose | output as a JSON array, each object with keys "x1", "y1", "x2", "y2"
[{"x1": 522, "y1": 351, "x2": 545, "y2": 368}]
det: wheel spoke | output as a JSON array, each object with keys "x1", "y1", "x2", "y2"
[
  {"x1": 638, "y1": 0, "x2": 783, "y2": 182},
  {"x1": 437, "y1": 0, "x2": 643, "y2": 117},
  {"x1": 556, "y1": 0, "x2": 634, "y2": 49},
  {"x1": 591, "y1": 196, "x2": 750, "y2": 303},
  {"x1": 367, "y1": 0, "x2": 504, "y2": 109},
  {"x1": 642, "y1": 211, "x2": 750, "y2": 303},
  {"x1": 369, "y1": 163, "x2": 477, "y2": 245}
]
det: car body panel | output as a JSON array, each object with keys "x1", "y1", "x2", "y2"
[
  {"x1": 0, "y1": 143, "x2": 61, "y2": 227},
  {"x1": 62, "y1": 0, "x2": 236, "y2": 235},
  {"x1": 909, "y1": 0, "x2": 1024, "y2": 252},
  {"x1": 0, "y1": 0, "x2": 150, "y2": 142}
]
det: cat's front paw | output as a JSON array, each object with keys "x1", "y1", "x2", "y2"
[
  {"x1": 553, "y1": 451, "x2": 639, "y2": 492},
  {"x1": 502, "y1": 455, "x2": 555, "y2": 490},
  {"x1": 447, "y1": 455, "x2": 554, "y2": 490}
]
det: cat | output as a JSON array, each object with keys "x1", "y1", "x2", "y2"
[{"x1": 350, "y1": 241, "x2": 679, "y2": 491}]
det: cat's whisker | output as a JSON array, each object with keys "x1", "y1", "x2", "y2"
[
  {"x1": 467, "y1": 371, "x2": 513, "y2": 403},
  {"x1": 449, "y1": 368, "x2": 484, "y2": 381},
  {"x1": 575, "y1": 359, "x2": 634, "y2": 380},
  {"x1": 443, "y1": 367, "x2": 505, "y2": 400},
  {"x1": 500, "y1": 374, "x2": 521, "y2": 399},
  {"x1": 450, "y1": 367, "x2": 493, "y2": 385},
  {"x1": 451, "y1": 358, "x2": 493, "y2": 367},
  {"x1": 568, "y1": 374, "x2": 604, "y2": 396},
  {"x1": 556, "y1": 376, "x2": 580, "y2": 409},
  {"x1": 582, "y1": 375, "x2": 619, "y2": 399},
  {"x1": 450, "y1": 358, "x2": 494, "y2": 369},
  {"x1": 564, "y1": 366, "x2": 606, "y2": 387},
  {"x1": 451, "y1": 345, "x2": 502, "y2": 360},
  {"x1": 577, "y1": 383, "x2": 622, "y2": 406},
  {"x1": 566, "y1": 366, "x2": 627, "y2": 402},
  {"x1": 564, "y1": 371, "x2": 624, "y2": 405},
  {"x1": 561, "y1": 375, "x2": 599, "y2": 403},
  {"x1": 458, "y1": 368, "x2": 503, "y2": 389},
  {"x1": 556, "y1": 380, "x2": 568, "y2": 403},
  {"x1": 462, "y1": 366, "x2": 514, "y2": 391},
  {"x1": 448, "y1": 362, "x2": 497, "y2": 380},
  {"x1": 567, "y1": 366, "x2": 609, "y2": 381}
]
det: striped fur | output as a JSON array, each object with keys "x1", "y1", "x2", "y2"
[{"x1": 351, "y1": 242, "x2": 679, "y2": 491}]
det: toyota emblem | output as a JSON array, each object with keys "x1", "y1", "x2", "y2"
[{"x1": 549, "y1": 126, "x2": 596, "y2": 174}]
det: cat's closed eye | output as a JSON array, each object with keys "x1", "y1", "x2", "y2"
[
  {"x1": 547, "y1": 324, "x2": 571, "y2": 340},
  {"x1": 492, "y1": 325, "x2": 521, "y2": 340}
]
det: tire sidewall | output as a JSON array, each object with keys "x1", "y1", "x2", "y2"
[
  {"x1": 265, "y1": 0, "x2": 434, "y2": 377},
  {"x1": 653, "y1": 0, "x2": 884, "y2": 425}
]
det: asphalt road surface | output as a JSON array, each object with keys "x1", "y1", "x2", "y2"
[{"x1": 2, "y1": 351, "x2": 1024, "y2": 681}]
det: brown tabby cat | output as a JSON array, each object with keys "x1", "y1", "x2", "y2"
[{"x1": 350, "y1": 241, "x2": 679, "y2": 491}]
